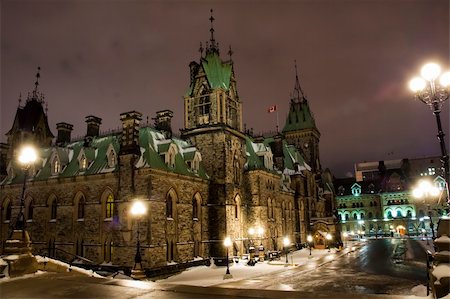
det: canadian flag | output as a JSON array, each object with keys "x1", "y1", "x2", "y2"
[{"x1": 267, "y1": 105, "x2": 277, "y2": 113}]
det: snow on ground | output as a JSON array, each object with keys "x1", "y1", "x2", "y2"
[{"x1": 157, "y1": 246, "x2": 341, "y2": 287}]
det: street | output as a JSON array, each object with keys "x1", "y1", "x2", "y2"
[
  {"x1": 0, "y1": 238, "x2": 429, "y2": 298},
  {"x1": 217, "y1": 238, "x2": 428, "y2": 295}
]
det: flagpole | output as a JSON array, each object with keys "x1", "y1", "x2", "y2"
[{"x1": 276, "y1": 110, "x2": 279, "y2": 133}]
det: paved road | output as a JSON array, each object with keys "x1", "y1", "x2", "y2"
[
  {"x1": 217, "y1": 238, "x2": 428, "y2": 296},
  {"x1": 1, "y1": 238, "x2": 428, "y2": 298}
]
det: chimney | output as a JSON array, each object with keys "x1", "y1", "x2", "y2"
[
  {"x1": 120, "y1": 111, "x2": 142, "y2": 155},
  {"x1": 56, "y1": 122, "x2": 73, "y2": 146},
  {"x1": 154, "y1": 110, "x2": 174, "y2": 138},
  {"x1": 85, "y1": 115, "x2": 102, "y2": 138}
]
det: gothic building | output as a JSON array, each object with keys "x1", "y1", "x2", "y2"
[{"x1": 0, "y1": 13, "x2": 337, "y2": 272}]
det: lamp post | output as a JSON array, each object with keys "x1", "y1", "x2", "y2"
[
  {"x1": 223, "y1": 236, "x2": 233, "y2": 279},
  {"x1": 326, "y1": 233, "x2": 332, "y2": 252},
  {"x1": 413, "y1": 180, "x2": 440, "y2": 239},
  {"x1": 307, "y1": 235, "x2": 313, "y2": 255},
  {"x1": 130, "y1": 200, "x2": 147, "y2": 280},
  {"x1": 283, "y1": 237, "x2": 290, "y2": 266},
  {"x1": 342, "y1": 232, "x2": 348, "y2": 248},
  {"x1": 409, "y1": 63, "x2": 450, "y2": 201},
  {"x1": 16, "y1": 146, "x2": 37, "y2": 232}
]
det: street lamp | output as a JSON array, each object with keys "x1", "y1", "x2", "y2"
[
  {"x1": 130, "y1": 200, "x2": 147, "y2": 279},
  {"x1": 342, "y1": 232, "x2": 348, "y2": 248},
  {"x1": 409, "y1": 62, "x2": 450, "y2": 198},
  {"x1": 326, "y1": 233, "x2": 332, "y2": 252},
  {"x1": 307, "y1": 235, "x2": 313, "y2": 255},
  {"x1": 283, "y1": 237, "x2": 290, "y2": 266},
  {"x1": 413, "y1": 180, "x2": 440, "y2": 239},
  {"x1": 223, "y1": 237, "x2": 233, "y2": 279},
  {"x1": 16, "y1": 145, "x2": 37, "y2": 232}
]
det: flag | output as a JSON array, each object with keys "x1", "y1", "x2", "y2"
[{"x1": 268, "y1": 105, "x2": 277, "y2": 113}]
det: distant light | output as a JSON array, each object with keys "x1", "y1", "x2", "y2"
[
  {"x1": 326, "y1": 234, "x2": 332, "y2": 240},
  {"x1": 421, "y1": 63, "x2": 441, "y2": 81},
  {"x1": 283, "y1": 237, "x2": 290, "y2": 246},
  {"x1": 413, "y1": 188, "x2": 424, "y2": 198},
  {"x1": 409, "y1": 77, "x2": 426, "y2": 92},
  {"x1": 342, "y1": 232, "x2": 348, "y2": 238},
  {"x1": 248, "y1": 227, "x2": 255, "y2": 235},
  {"x1": 440, "y1": 71, "x2": 450, "y2": 87},
  {"x1": 307, "y1": 235, "x2": 313, "y2": 242},
  {"x1": 257, "y1": 227, "x2": 264, "y2": 235}
]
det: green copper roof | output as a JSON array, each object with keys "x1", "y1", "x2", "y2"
[
  {"x1": 282, "y1": 101, "x2": 317, "y2": 132},
  {"x1": 1, "y1": 126, "x2": 208, "y2": 186},
  {"x1": 202, "y1": 52, "x2": 232, "y2": 90}
]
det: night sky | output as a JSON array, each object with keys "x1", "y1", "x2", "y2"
[{"x1": 1, "y1": 0, "x2": 449, "y2": 177}]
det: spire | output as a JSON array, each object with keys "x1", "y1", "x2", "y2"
[
  {"x1": 34, "y1": 66, "x2": 41, "y2": 93},
  {"x1": 206, "y1": 9, "x2": 219, "y2": 54},
  {"x1": 292, "y1": 60, "x2": 306, "y2": 103},
  {"x1": 228, "y1": 45, "x2": 233, "y2": 61},
  {"x1": 199, "y1": 42, "x2": 204, "y2": 57}
]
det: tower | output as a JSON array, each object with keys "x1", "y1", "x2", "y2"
[
  {"x1": 181, "y1": 10, "x2": 246, "y2": 257},
  {"x1": 5, "y1": 67, "x2": 54, "y2": 160},
  {"x1": 282, "y1": 62, "x2": 321, "y2": 173}
]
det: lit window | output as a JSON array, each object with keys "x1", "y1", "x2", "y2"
[
  {"x1": 106, "y1": 194, "x2": 114, "y2": 218},
  {"x1": 80, "y1": 155, "x2": 87, "y2": 170},
  {"x1": 428, "y1": 168, "x2": 435, "y2": 175},
  {"x1": 53, "y1": 157, "x2": 60, "y2": 174}
]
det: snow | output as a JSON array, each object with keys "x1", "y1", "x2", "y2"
[
  {"x1": 435, "y1": 235, "x2": 450, "y2": 243},
  {"x1": 34, "y1": 255, "x2": 104, "y2": 278},
  {"x1": 432, "y1": 263, "x2": 450, "y2": 281},
  {"x1": 157, "y1": 247, "x2": 335, "y2": 287}
]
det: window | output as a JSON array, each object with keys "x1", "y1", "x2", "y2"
[
  {"x1": 351, "y1": 183, "x2": 361, "y2": 196},
  {"x1": 396, "y1": 210, "x2": 403, "y2": 218},
  {"x1": 50, "y1": 199, "x2": 57, "y2": 220},
  {"x1": 345, "y1": 214, "x2": 349, "y2": 221},
  {"x1": 53, "y1": 157, "x2": 61, "y2": 174},
  {"x1": 360, "y1": 213, "x2": 365, "y2": 220},
  {"x1": 387, "y1": 211, "x2": 393, "y2": 219},
  {"x1": 192, "y1": 197, "x2": 198, "y2": 219},
  {"x1": 105, "y1": 194, "x2": 114, "y2": 219},
  {"x1": 107, "y1": 148, "x2": 117, "y2": 168},
  {"x1": 234, "y1": 195, "x2": 240, "y2": 219},
  {"x1": 78, "y1": 196, "x2": 85, "y2": 219},
  {"x1": 406, "y1": 210, "x2": 412, "y2": 218},
  {"x1": 166, "y1": 193, "x2": 173, "y2": 218},
  {"x1": 353, "y1": 213, "x2": 357, "y2": 220},
  {"x1": 80, "y1": 155, "x2": 87, "y2": 170}
]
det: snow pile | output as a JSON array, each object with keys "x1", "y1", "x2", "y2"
[
  {"x1": 410, "y1": 284, "x2": 430, "y2": 297},
  {"x1": 432, "y1": 264, "x2": 450, "y2": 282},
  {"x1": 35, "y1": 255, "x2": 104, "y2": 278},
  {"x1": 435, "y1": 235, "x2": 450, "y2": 243}
]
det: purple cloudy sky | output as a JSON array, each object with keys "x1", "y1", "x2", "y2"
[{"x1": 1, "y1": 0, "x2": 449, "y2": 177}]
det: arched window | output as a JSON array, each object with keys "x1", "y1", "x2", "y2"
[
  {"x1": 50, "y1": 199, "x2": 57, "y2": 220},
  {"x1": 80, "y1": 154, "x2": 87, "y2": 170},
  {"x1": 406, "y1": 210, "x2": 412, "y2": 218},
  {"x1": 192, "y1": 197, "x2": 198, "y2": 219},
  {"x1": 360, "y1": 213, "x2": 365, "y2": 220},
  {"x1": 345, "y1": 214, "x2": 349, "y2": 221},
  {"x1": 234, "y1": 195, "x2": 240, "y2": 219},
  {"x1": 166, "y1": 193, "x2": 173, "y2": 218},
  {"x1": 106, "y1": 194, "x2": 114, "y2": 219},
  {"x1": 52, "y1": 155, "x2": 61, "y2": 174},
  {"x1": 396, "y1": 210, "x2": 403, "y2": 218},
  {"x1": 387, "y1": 211, "x2": 393, "y2": 219},
  {"x1": 353, "y1": 213, "x2": 358, "y2": 220},
  {"x1": 78, "y1": 195, "x2": 85, "y2": 219}
]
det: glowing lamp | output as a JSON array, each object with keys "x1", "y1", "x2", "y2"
[
  {"x1": 307, "y1": 235, "x2": 313, "y2": 242},
  {"x1": 18, "y1": 146, "x2": 37, "y2": 165},
  {"x1": 224, "y1": 237, "x2": 232, "y2": 247},
  {"x1": 283, "y1": 237, "x2": 290, "y2": 247},
  {"x1": 409, "y1": 77, "x2": 426, "y2": 92},
  {"x1": 130, "y1": 200, "x2": 147, "y2": 216},
  {"x1": 440, "y1": 72, "x2": 450, "y2": 87},
  {"x1": 421, "y1": 63, "x2": 441, "y2": 81}
]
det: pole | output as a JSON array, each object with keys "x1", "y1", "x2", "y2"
[
  {"x1": 276, "y1": 110, "x2": 279, "y2": 133},
  {"x1": 309, "y1": 243, "x2": 311, "y2": 255},
  {"x1": 226, "y1": 247, "x2": 230, "y2": 275},
  {"x1": 285, "y1": 247, "x2": 288, "y2": 264},
  {"x1": 134, "y1": 219, "x2": 142, "y2": 268},
  {"x1": 15, "y1": 168, "x2": 28, "y2": 232},
  {"x1": 433, "y1": 101, "x2": 450, "y2": 202}
]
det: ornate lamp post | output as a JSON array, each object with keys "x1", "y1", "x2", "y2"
[
  {"x1": 409, "y1": 63, "x2": 450, "y2": 202},
  {"x1": 283, "y1": 237, "x2": 290, "y2": 266},
  {"x1": 307, "y1": 235, "x2": 313, "y2": 255},
  {"x1": 413, "y1": 180, "x2": 440, "y2": 239},
  {"x1": 130, "y1": 200, "x2": 147, "y2": 279},
  {"x1": 326, "y1": 233, "x2": 332, "y2": 252},
  {"x1": 15, "y1": 145, "x2": 37, "y2": 232},
  {"x1": 223, "y1": 236, "x2": 233, "y2": 279}
]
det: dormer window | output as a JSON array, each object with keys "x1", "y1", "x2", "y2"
[
  {"x1": 6, "y1": 162, "x2": 14, "y2": 180},
  {"x1": 263, "y1": 152, "x2": 274, "y2": 170},
  {"x1": 351, "y1": 183, "x2": 361, "y2": 196},
  {"x1": 191, "y1": 152, "x2": 201, "y2": 172},
  {"x1": 106, "y1": 145, "x2": 117, "y2": 168},
  {"x1": 166, "y1": 144, "x2": 177, "y2": 168},
  {"x1": 80, "y1": 154, "x2": 87, "y2": 170},
  {"x1": 52, "y1": 156, "x2": 61, "y2": 175}
]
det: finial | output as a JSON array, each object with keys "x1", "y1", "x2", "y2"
[
  {"x1": 199, "y1": 42, "x2": 204, "y2": 57},
  {"x1": 18, "y1": 93, "x2": 22, "y2": 107},
  {"x1": 45, "y1": 102, "x2": 48, "y2": 115},
  {"x1": 292, "y1": 60, "x2": 306, "y2": 102},
  {"x1": 228, "y1": 45, "x2": 233, "y2": 60},
  {"x1": 34, "y1": 66, "x2": 41, "y2": 92},
  {"x1": 209, "y1": 9, "x2": 215, "y2": 44}
]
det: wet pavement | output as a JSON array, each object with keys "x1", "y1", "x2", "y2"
[{"x1": 216, "y1": 238, "x2": 428, "y2": 295}]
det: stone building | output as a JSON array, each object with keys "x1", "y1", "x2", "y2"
[
  {"x1": 0, "y1": 14, "x2": 337, "y2": 272},
  {"x1": 335, "y1": 158, "x2": 449, "y2": 238}
]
